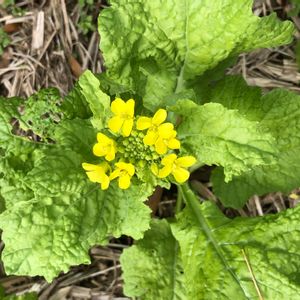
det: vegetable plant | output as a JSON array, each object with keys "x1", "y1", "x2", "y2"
[{"x1": 1, "y1": 0, "x2": 300, "y2": 298}]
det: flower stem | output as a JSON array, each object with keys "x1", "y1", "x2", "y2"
[{"x1": 175, "y1": 187, "x2": 183, "y2": 213}]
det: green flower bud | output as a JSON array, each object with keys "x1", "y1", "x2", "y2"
[
  {"x1": 118, "y1": 145, "x2": 125, "y2": 153},
  {"x1": 122, "y1": 139, "x2": 129, "y2": 146},
  {"x1": 137, "y1": 160, "x2": 146, "y2": 167}
]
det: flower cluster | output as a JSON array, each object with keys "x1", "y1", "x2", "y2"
[{"x1": 82, "y1": 98, "x2": 196, "y2": 190}]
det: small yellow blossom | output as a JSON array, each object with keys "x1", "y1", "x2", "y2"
[
  {"x1": 108, "y1": 98, "x2": 135, "y2": 137},
  {"x1": 93, "y1": 133, "x2": 117, "y2": 161},
  {"x1": 155, "y1": 154, "x2": 196, "y2": 183},
  {"x1": 82, "y1": 162, "x2": 110, "y2": 190},
  {"x1": 155, "y1": 128, "x2": 180, "y2": 155},
  {"x1": 137, "y1": 109, "x2": 174, "y2": 146},
  {"x1": 110, "y1": 162, "x2": 135, "y2": 189}
]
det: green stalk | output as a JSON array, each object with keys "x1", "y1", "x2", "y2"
[
  {"x1": 179, "y1": 183, "x2": 250, "y2": 298},
  {"x1": 175, "y1": 187, "x2": 183, "y2": 213}
]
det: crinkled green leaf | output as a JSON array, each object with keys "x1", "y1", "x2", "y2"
[
  {"x1": 97, "y1": 72, "x2": 131, "y2": 96},
  {"x1": 0, "y1": 149, "x2": 152, "y2": 281},
  {"x1": 210, "y1": 77, "x2": 300, "y2": 207},
  {"x1": 0, "y1": 97, "x2": 22, "y2": 145},
  {"x1": 78, "y1": 70, "x2": 111, "y2": 129},
  {"x1": 171, "y1": 100, "x2": 277, "y2": 181},
  {"x1": 171, "y1": 185, "x2": 300, "y2": 299},
  {"x1": 0, "y1": 94, "x2": 153, "y2": 281},
  {"x1": 0, "y1": 97, "x2": 47, "y2": 210},
  {"x1": 61, "y1": 82, "x2": 92, "y2": 120},
  {"x1": 19, "y1": 88, "x2": 62, "y2": 139},
  {"x1": 121, "y1": 219, "x2": 186, "y2": 300},
  {"x1": 53, "y1": 118, "x2": 96, "y2": 161},
  {"x1": 98, "y1": 0, "x2": 294, "y2": 110}
]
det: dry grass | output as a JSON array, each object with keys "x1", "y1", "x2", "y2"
[
  {"x1": 0, "y1": 0, "x2": 105, "y2": 98},
  {"x1": 0, "y1": 0, "x2": 300, "y2": 299}
]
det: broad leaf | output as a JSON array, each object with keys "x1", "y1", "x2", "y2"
[
  {"x1": 19, "y1": 88, "x2": 61, "y2": 139},
  {"x1": 210, "y1": 77, "x2": 300, "y2": 207},
  {"x1": 0, "y1": 150, "x2": 152, "y2": 281},
  {"x1": 53, "y1": 118, "x2": 96, "y2": 161},
  {"x1": 98, "y1": 0, "x2": 294, "y2": 110},
  {"x1": 0, "y1": 93, "x2": 154, "y2": 281},
  {"x1": 78, "y1": 70, "x2": 111, "y2": 130},
  {"x1": 0, "y1": 97, "x2": 22, "y2": 145},
  {"x1": 171, "y1": 185, "x2": 300, "y2": 299},
  {"x1": 121, "y1": 219, "x2": 186, "y2": 300},
  {"x1": 171, "y1": 100, "x2": 277, "y2": 181}
]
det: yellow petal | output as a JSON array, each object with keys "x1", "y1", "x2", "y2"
[
  {"x1": 176, "y1": 156, "x2": 197, "y2": 168},
  {"x1": 122, "y1": 119, "x2": 134, "y2": 137},
  {"x1": 167, "y1": 138, "x2": 180, "y2": 149},
  {"x1": 109, "y1": 169, "x2": 120, "y2": 180},
  {"x1": 137, "y1": 116, "x2": 152, "y2": 130},
  {"x1": 82, "y1": 162, "x2": 97, "y2": 171},
  {"x1": 125, "y1": 99, "x2": 135, "y2": 117},
  {"x1": 108, "y1": 116, "x2": 124, "y2": 133},
  {"x1": 115, "y1": 162, "x2": 127, "y2": 170},
  {"x1": 97, "y1": 132, "x2": 111, "y2": 144},
  {"x1": 119, "y1": 174, "x2": 131, "y2": 189},
  {"x1": 126, "y1": 163, "x2": 135, "y2": 176},
  {"x1": 155, "y1": 138, "x2": 168, "y2": 155},
  {"x1": 158, "y1": 165, "x2": 172, "y2": 178},
  {"x1": 143, "y1": 130, "x2": 158, "y2": 145},
  {"x1": 158, "y1": 123, "x2": 174, "y2": 138},
  {"x1": 111, "y1": 98, "x2": 126, "y2": 115},
  {"x1": 152, "y1": 109, "x2": 167, "y2": 125},
  {"x1": 172, "y1": 167, "x2": 190, "y2": 183},
  {"x1": 105, "y1": 148, "x2": 116, "y2": 161},
  {"x1": 86, "y1": 168, "x2": 104, "y2": 183},
  {"x1": 161, "y1": 153, "x2": 177, "y2": 166},
  {"x1": 93, "y1": 143, "x2": 107, "y2": 157},
  {"x1": 100, "y1": 175, "x2": 110, "y2": 190},
  {"x1": 115, "y1": 162, "x2": 135, "y2": 176},
  {"x1": 99, "y1": 161, "x2": 111, "y2": 173}
]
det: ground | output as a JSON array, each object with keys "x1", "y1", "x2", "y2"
[{"x1": 0, "y1": 0, "x2": 300, "y2": 299}]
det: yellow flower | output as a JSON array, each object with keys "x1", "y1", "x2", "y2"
[
  {"x1": 82, "y1": 162, "x2": 110, "y2": 190},
  {"x1": 155, "y1": 154, "x2": 196, "y2": 183},
  {"x1": 110, "y1": 162, "x2": 135, "y2": 189},
  {"x1": 93, "y1": 133, "x2": 117, "y2": 161},
  {"x1": 137, "y1": 109, "x2": 174, "y2": 146},
  {"x1": 155, "y1": 129, "x2": 180, "y2": 155},
  {"x1": 108, "y1": 98, "x2": 135, "y2": 137}
]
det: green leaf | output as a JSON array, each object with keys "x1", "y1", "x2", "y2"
[
  {"x1": 171, "y1": 100, "x2": 277, "y2": 181},
  {"x1": 53, "y1": 118, "x2": 96, "y2": 161},
  {"x1": 0, "y1": 95, "x2": 154, "y2": 281},
  {"x1": 210, "y1": 77, "x2": 300, "y2": 207},
  {"x1": 98, "y1": 0, "x2": 294, "y2": 110},
  {"x1": 121, "y1": 219, "x2": 186, "y2": 300},
  {"x1": 0, "y1": 150, "x2": 152, "y2": 281},
  {"x1": 171, "y1": 185, "x2": 300, "y2": 299},
  {"x1": 78, "y1": 70, "x2": 111, "y2": 129},
  {"x1": 19, "y1": 88, "x2": 62, "y2": 139},
  {"x1": 0, "y1": 97, "x2": 22, "y2": 145},
  {"x1": 0, "y1": 96, "x2": 47, "y2": 210},
  {"x1": 61, "y1": 82, "x2": 92, "y2": 120}
]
